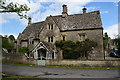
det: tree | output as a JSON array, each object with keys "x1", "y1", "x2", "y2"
[
  {"x1": 103, "y1": 32, "x2": 109, "y2": 49},
  {"x1": 113, "y1": 38, "x2": 120, "y2": 53},
  {"x1": 55, "y1": 39, "x2": 97, "y2": 59},
  {"x1": 2, "y1": 38, "x2": 14, "y2": 52},
  {"x1": 0, "y1": 0, "x2": 30, "y2": 19},
  {"x1": 8, "y1": 35, "x2": 15, "y2": 41},
  {"x1": 19, "y1": 47, "x2": 29, "y2": 53}
]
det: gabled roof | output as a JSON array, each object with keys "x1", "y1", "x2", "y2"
[
  {"x1": 50, "y1": 11, "x2": 102, "y2": 31},
  {"x1": 21, "y1": 21, "x2": 44, "y2": 38},
  {"x1": 20, "y1": 10, "x2": 102, "y2": 39},
  {"x1": 32, "y1": 41, "x2": 55, "y2": 53}
]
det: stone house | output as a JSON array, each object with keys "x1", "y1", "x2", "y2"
[{"x1": 17, "y1": 5, "x2": 104, "y2": 60}]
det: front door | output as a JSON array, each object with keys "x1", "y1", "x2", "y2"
[{"x1": 37, "y1": 48, "x2": 46, "y2": 66}]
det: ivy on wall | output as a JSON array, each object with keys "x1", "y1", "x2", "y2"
[{"x1": 55, "y1": 39, "x2": 97, "y2": 59}]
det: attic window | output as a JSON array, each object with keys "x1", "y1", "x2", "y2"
[{"x1": 48, "y1": 24, "x2": 54, "y2": 30}]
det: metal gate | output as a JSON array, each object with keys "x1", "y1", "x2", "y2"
[{"x1": 37, "y1": 56, "x2": 46, "y2": 66}]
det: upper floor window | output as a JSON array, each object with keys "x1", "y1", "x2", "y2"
[
  {"x1": 48, "y1": 36, "x2": 53, "y2": 43},
  {"x1": 48, "y1": 24, "x2": 54, "y2": 30},
  {"x1": 29, "y1": 37, "x2": 34, "y2": 44}
]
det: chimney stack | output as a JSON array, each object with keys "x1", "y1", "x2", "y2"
[
  {"x1": 82, "y1": 7, "x2": 87, "y2": 13},
  {"x1": 28, "y1": 17, "x2": 31, "y2": 25},
  {"x1": 62, "y1": 4, "x2": 68, "y2": 17}
]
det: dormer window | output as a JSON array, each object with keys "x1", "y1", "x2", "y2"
[{"x1": 48, "y1": 24, "x2": 54, "y2": 30}]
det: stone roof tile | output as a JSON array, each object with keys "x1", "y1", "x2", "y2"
[{"x1": 51, "y1": 10, "x2": 102, "y2": 31}]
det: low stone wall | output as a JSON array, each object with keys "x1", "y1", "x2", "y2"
[
  {"x1": 2, "y1": 53, "x2": 37, "y2": 65},
  {"x1": 2, "y1": 52, "x2": 120, "y2": 67},
  {"x1": 46, "y1": 59, "x2": 120, "y2": 67}
]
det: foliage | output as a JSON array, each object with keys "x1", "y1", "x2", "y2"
[
  {"x1": 19, "y1": 47, "x2": 29, "y2": 53},
  {"x1": 8, "y1": 35, "x2": 15, "y2": 41},
  {"x1": 47, "y1": 65, "x2": 120, "y2": 70},
  {"x1": 55, "y1": 39, "x2": 97, "y2": 59},
  {"x1": 113, "y1": 38, "x2": 120, "y2": 53},
  {"x1": 2, "y1": 38, "x2": 14, "y2": 52},
  {"x1": 103, "y1": 32, "x2": 109, "y2": 49},
  {"x1": 0, "y1": 0, "x2": 30, "y2": 19}
]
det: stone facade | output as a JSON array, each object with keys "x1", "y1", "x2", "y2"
[{"x1": 17, "y1": 5, "x2": 104, "y2": 60}]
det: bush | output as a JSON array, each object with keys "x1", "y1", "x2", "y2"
[
  {"x1": 19, "y1": 47, "x2": 29, "y2": 53},
  {"x1": 55, "y1": 39, "x2": 97, "y2": 59},
  {"x1": 2, "y1": 38, "x2": 14, "y2": 52}
]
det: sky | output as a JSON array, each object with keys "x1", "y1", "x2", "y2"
[{"x1": 0, "y1": 0, "x2": 119, "y2": 39}]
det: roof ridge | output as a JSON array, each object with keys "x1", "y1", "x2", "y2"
[
  {"x1": 30, "y1": 21, "x2": 44, "y2": 25},
  {"x1": 47, "y1": 10, "x2": 100, "y2": 18}
]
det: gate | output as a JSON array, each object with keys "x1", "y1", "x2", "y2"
[{"x1": 37, "y1": 56, "x2": 46, "y2": 66}]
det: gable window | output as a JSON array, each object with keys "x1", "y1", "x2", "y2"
[
  {"x1": 48, "y1": 24, "x2": 54, "y2": 30},
  {"x1": 48, "y1": 36, "x2": 53, "y2": 43},
  {"x1": 79, "y1": 33, "x2": 86, "y2": 41}
]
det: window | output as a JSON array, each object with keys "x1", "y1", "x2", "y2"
[
  {"x1": 48, "y1": 24, "x2": 54, "y2": 30},
  {"x1": 48, "y1": 37, "x2": 53, "y2": 42},
  {"x1": 49, "y1": 24, "x2": 51, "y2": 30},
  {"x1": 51, "y1": 24, "x2": 53, "y2": 30},
  {"x1": 29, "y1": 37, "x2": 34, "y2": 44},
  {"x1": 79, "y1": 34, "x2": 86, "y2": 41},
  {"x1": 80, "y1": 35, "x2": 85, "y2": 41},
  {"x1": 63, "y1": 36, "x2": 65, "y2": 41}
]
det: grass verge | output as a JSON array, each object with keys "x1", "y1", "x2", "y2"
[
  {"x1": 2, "y1": 62, "x2": 33, "y2": 66},
  {"x1": 2, "y1": 73, "x2": 48, "y2": 80},
  {"x1": 2, "y1": 62, "x2": 120, "y2": 70},
  {"x1": 46, "y1": 65, "x2": 120, "y2": 70}
]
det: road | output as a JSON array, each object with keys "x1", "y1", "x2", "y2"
[{"x1": 2, "y1": 64, "x2": 120, "y2": 79}]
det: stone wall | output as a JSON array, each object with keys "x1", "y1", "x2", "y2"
[
  {"x1": 2, "y1": 53, "x2": 37, "y2": 65},
  {"x1": 46, "y1": 59, "x2": 120, "y2": 67},
  {"x1": 61, "y1": 29, "x2": 104, "y2": 59},
  {"x1": 2, "y1": 52, "x2": 120, "y2": 67}
]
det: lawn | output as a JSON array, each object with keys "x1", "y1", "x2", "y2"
[
  {"x1": 46, "y1": 65, "x2": 120, "y2": 70},
  {"x1": 2, "y1": 74, "x2": 49, "y2": 80},
  {"x1": 3, "y1": 62, "x2": 120, "y2": 70}
]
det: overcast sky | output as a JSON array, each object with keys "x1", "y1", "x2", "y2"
[{"x1": 0, "y1": 0, "x2": 119, "y2": 39}]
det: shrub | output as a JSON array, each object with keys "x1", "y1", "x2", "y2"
[
  {"x1": 55, "y1": 39, "x2": 97, "y2": 59},
  {"x1": 19, "y1": 47, "x2": 29, "y2": 53}
]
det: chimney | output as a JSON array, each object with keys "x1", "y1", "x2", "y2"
[
  {"x1": 62, "y1": 4, "x2": 68, "y2": 17},
  {"x1": 82, "y1": 7, "x2": 87, "y2": 13},
  {"x1": 28, "y1": 17, "x2": 31, "y2": 25}
]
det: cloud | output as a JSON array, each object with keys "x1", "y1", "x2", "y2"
[
  {"x1": 30, "y1": 1, "x2": 95, "y2": 22},
  {"x1": 38, "y1": 0, "x2": 94, "y2": 2},
  {"x1": 2, "y1": 0, "x2": 96, "y2": 26},
  {"x1": 104, "y1": 23, "x2": 118, "y2": 39},
  {"x1": 100, "y1": 11, "x2": 109, "y2": 14},
  {"x1": 0, "y1": 16, "x2": 9, "y2": 24}
]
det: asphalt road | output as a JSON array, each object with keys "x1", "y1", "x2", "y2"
[{"x1": 2, "y1": 64, "x2": 120, "y2": 79}]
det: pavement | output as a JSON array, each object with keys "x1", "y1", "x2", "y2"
[{"x1": 1, "y1": 64, "x2": 120, "y2": 79}]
